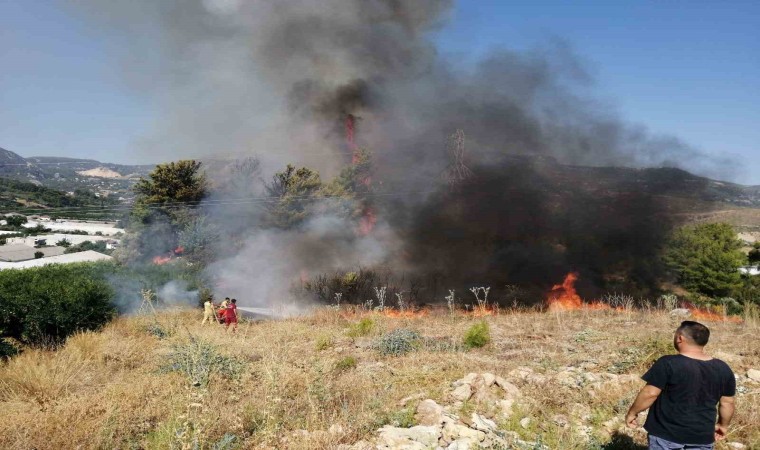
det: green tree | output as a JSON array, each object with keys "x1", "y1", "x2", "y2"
[
  {"x1": 264, "y1": 165, "x2": 322, "y2": 229},
  {"x1": 5, "y1": 215, "x2": 27, "y2": 228},
  {"x1": 125, "y1": 160, "x2": 208, "y2": 262},
  {"x1": 664, "y1": 223, "x2": 746, "y2": 297}
]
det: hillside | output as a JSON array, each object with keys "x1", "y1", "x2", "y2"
[
  {"x1": 0, "y1": 307, "x2": 756, "y2": 449},
  {"x1": 0, "y1": 147, "x2": 151, "y2": 199},
  {"x1": 0, "y1": 177, "x2": 121, "y2": 219}
]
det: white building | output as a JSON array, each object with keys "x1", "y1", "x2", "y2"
[
  {"x1": 739, "y1": 266, "x2": 760, "y2": 276},
  {"x1": 23, "y1": 219, "x2": 125, "y2": 236},
  {"x1": 0, "y1": 251, "x2": 113, "y2": 270}
]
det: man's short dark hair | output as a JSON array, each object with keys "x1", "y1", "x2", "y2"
[
  {"x1": 677, "y1": 321, "x2": 710, "y2": 346},
  {"x1": 231, "y1": 298, "x2": 237, "y2": 304},
  {"x1": 225, "y1": 297, "x2": 230, "y2": 300}
]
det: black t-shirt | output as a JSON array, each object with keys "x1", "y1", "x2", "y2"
[{"x1": 642, "y1": 354, "x2": 736, "y2": 445}]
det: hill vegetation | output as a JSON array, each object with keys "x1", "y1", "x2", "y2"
[{"x1": 0, "y1": 176, "x2": 121, "y2": 220}]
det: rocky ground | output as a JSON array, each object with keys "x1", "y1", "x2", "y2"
[{"x1": 0, "y1": 307, "x2": 758, "y2": 449}]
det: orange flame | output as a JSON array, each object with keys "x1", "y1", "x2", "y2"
[
  {"x1": 358, "y1": 207, "x2": 377, "y2": 236},
  {"x1": 689, "y1": 307, "x2": 742, "y2": 323},
  {"x1": 381, "y1": 308, "x2": 430, "y2": 318},
  {"x1": 174, "y1": 246, "x2": 185, "y2": 255},
  {"x1": 152, "y1": 255, "x2": 172, "y2": 265},
  {"x1": 547, "y1": 272, "x2": 583, "y2": 311}
]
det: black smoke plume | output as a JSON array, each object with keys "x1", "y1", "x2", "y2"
[{"x1": 68, "y1": 0, "x2": 732, "y2": 305}]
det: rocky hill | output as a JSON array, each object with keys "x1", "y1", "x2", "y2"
[{"x1": 0, "y1": 148, "x2": 152, "y2": 201}]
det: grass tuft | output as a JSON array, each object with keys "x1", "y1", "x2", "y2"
[{"x1": 463, "y1": 320, "x2": 491, "y2": 349}]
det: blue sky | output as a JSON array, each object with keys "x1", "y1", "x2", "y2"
[{"x1": 1, "y1": 0, "x2": 758, "y2": 184}]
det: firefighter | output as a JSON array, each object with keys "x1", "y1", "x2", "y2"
[
  {"x1": 218, "y1": 297, "x2": 230, "y2": 323},
  {"x1": 201, "y1": 296, "x2": 216, "y2": 325},
  {"x1": 224, "y1": 298, "x2": 238, "y2": 333}
]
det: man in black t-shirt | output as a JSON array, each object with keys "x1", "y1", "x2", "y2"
[{"x1": 625, "y1": 321, "x2": 736, "y2": 449}]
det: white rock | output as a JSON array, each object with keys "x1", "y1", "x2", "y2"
[
  {"x1": 377, "y1": 425, "x2": 441, "y2": 448},
  {"x1": 519, "y1": 417, "x2": 531, "y2": 429},
  {"x1": 470, "y1": 413, "x2": 497, "y2": 432},
  {"x1": 726, "y1": 442, "x2": 747, "y2": 450},
  {"x1": 458, "y1": 373, "x2": 479, "y2": 385},
  {"x1": 442, "y1": 423, "x2": 486, "y2": 443},
  {"x1": 415, "y1": 399, "x2": 445, "y2": 427},
  {"x1": 555, "y1": 370, "x2": 580, "y2": 388},
  {"x1": 508, "y1": 366, "x2": 533, "y2": 381},
  {"x1": 498, "y1": 399, "x2": 515, "y2": 419},
  {"x1": 450, "y1": 384, "x2": 473, "y2": 402},
  {"x1": 670, "y1": 308, "x2": 691, "y2": 317},
  {"x1": 493, "y1": 376, "x2": 521, "y2": 398},
  {"x1": 482, "y1": 373, "x2": 496, "y2": 387},
  {"x1": 747, "y1": 368, "x2": 760, "y2": 382}
]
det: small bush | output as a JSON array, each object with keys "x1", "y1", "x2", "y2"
[
  {"x1": 347, "y1": 317, "x2": 375, "y2": 337},
  {"x1": 374, "y1": 328, "x2": 421, "y2": 356},
  {"x1": 159, "y1": 336, "x2": 244, "y2": 387},
  {"x1": 334, "y1": 355, "x2": 357, "y2": 372},
  {"x1": 145, "y1": 322, "x2": 171, "y2": 339},
  {"x1": 463, "y1": 321, "x2": 490, "y2": 349},
  {"x1": 0, "y1": 338, "x2": 19, "y2": 360}
]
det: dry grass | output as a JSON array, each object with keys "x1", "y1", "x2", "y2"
[{"x1": 0, "y1": 307, "x2": 757, "y2": 449}]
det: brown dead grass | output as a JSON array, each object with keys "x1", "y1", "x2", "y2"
[{"x1": 0, "y1": 307, "x2": 757, "y2": 449}]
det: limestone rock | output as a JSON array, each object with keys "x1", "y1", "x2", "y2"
[
  {"x1": 494, "y1": 376, "x2": 521, "y2": 398},
  {"x1": 747, "y1": 368, "x2": 760, "y2": 382},
  {"x1": 442, "y1": 422, "x2": 486, "y2": 443},
  {"x1": 415, "y1": 399, "x2": 445, "y2": 427},
  {"x1": 482, "y1": 372, "x2": 496, "y2": 387},
  {"x1": 498, "y1": 399, "x2": 515, "y2": 419},
  {"x1": 470, "y1": 413, "x2": 496, "y2": 432},
  {"x1": 450, "y1": 384, "x2": 472, "y2": 402},
  {"x1": 726, "y1": 442, "x2": 747, "y2": 450},
  {"x1": 377, "y1": 425, "x2": 441, "y2": 449},
  {"x1": 519, "y1": 417, "x2": 531, "y2": 429}
]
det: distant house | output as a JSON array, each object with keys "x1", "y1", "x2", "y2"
[
  {"x1": 0, "y1": 244, "x2": 66, "y2": 262},
  {"x1": 739, "y1": 266, "x2": 760, "y2": 276}
]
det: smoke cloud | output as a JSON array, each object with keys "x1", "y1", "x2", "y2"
[{"x1": 69, "y1": 0, "x2": 736, "y2": 305}]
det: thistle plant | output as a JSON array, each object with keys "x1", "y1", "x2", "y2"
[
  {"x1": 333, "y1": 292, "x2": 342, "y2": 307},
  {"x1": 374, "y1": 286, "x2": 387, "y2": 311},
  {"x1": 395, "y1": 292, "x2": 405, "y2": 312},
  {"x1": 445, "y1": 290, "x2": 456, "y2": 314},
  {"x1": 469, "y1": 287, "x2": 490, "y2": 313}
]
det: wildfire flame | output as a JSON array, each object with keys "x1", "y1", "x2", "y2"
[
  {"x1": 345, "y1": 114, "x2": 360, "y2": 163},
  {"x1": 358, "y1": 207, "x2": 377, "y2": 236},
  {"x1": 547, "y1": 272, "x2": 583, "y2": 311},
  {"x1": 152, "y1": 255, "x2": 172, "y2": 265}
]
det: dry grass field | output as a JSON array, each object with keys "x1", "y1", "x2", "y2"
[{"x1": 0, "y1": 307, "x2": 758, "y2": 449}]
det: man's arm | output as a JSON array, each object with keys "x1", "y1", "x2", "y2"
[
  {"x1": 625, "y1": 384, "x2": 662, "y2": 428},
  {"x1": 715, "y1": 395, "x2": 735, "y2": 441}
]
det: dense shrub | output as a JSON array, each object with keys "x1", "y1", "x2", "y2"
[
  {"x1": 0, "y1": 263, "x2": 116, "y2": 346},
  {"x1": 0, "y1": 338, "x2": 19, "y2": 359},
  {"x1": 463, "y1": 321, "x2": 490, "y2": 349}
]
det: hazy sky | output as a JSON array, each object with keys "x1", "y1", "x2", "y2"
[{"x1": 1, "y1": 0, "x2": 758, "y2": 184}]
